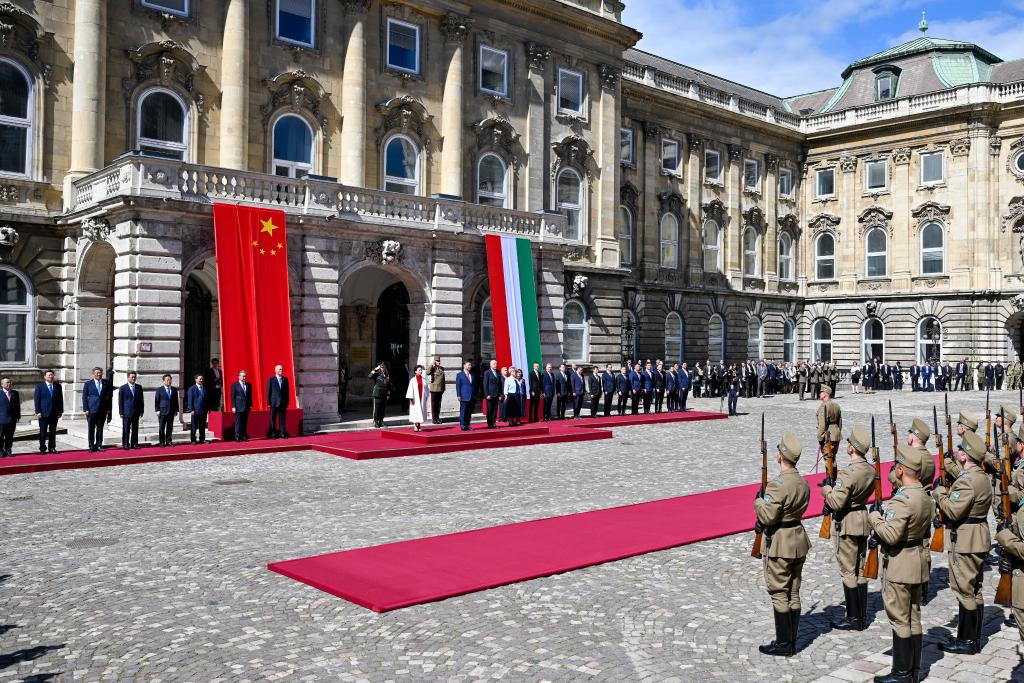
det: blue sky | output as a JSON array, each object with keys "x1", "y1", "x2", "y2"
[{"x1": 623, "y1": 0, "x2": 1024, "y2": 97}]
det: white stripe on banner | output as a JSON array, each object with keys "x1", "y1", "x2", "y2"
[{"x1": 501, "y1": 236, "x2": 530, "y2": 391}]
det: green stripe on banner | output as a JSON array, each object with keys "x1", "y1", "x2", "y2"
[{"x1": 515, "y1": 238, "x2": 543, "y2": 369}]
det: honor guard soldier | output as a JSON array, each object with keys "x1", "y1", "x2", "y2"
[
  {"x1": 889, "y1": 418, "x2": 935, "y2": 492},
  {"x1": 987, "y1": 405, "x2": 1018, "y2": 470},
  {"x1": 868, "y1": 443, "x2": 933, "y2": 683},
  {"x1": 995, "y1": 485, "x2": 1024, "y2": 653},
  {"x1": 821, "y1": 425, "x2": 875, "y2": 630},
  {"x1": 1008, "y1": 424, "x2": 1024, "y2": 506},
  {"x1": 934, "y1": 429, "x2": 992, "y2": 655},
  {"x1": 754, "y1": 432, "x2": 811, "y2": 657},
  {"x1": 944, "y1": 411, "x2": 979, "y2": 483},
  {"x1": 816, "y1": 385, "x2": 842, "y2": 455}
]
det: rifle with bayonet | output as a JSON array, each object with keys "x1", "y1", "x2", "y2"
[
  {"x1": 863, "y1": 416, "x2": 883, "y2": 579},
  {"x1": 888, "y1": 399, "x2": 899, "y2": 456},
  {"x1": 818, "y1": 438, "x2": 836, "y2": 539},
  {"x1": 996, "y1": 409, "x2": 1014, "y2": 607},
  {"x1": 751, "y1": 413, "x2": 768, "y2": 559},
  {"x1": 945, "y1": 392, "x2": 954, "y2": 484},
  {"x1": 930, "y1": 404, "x2": 946, "y2": 552},
  {"x1": 985, "y1": 390, "x2": 992, "y2": 452}
]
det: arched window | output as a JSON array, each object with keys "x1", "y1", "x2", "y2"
[
  {"x1": 815, "y1": 233, "x2": 836, "y2": 280},
  {"x1": 747, "y1": 317, "x2": 763, "y2": 359},
  {"x1": 563, "y1": 300, "x2": 588, "y2": 361},
  {"x1": 865, "y1": 228, "x2": 887, "y2": 278},
  {"x1": 918, "y1": 316, "x2": 942, "y2": 363},
  {"x1": 621, "y1": 309, "x2": 638, "y2": 363},
  {"x1": 477, "y1": 154, "x2": 508, "y2": 208},
  {"x1": 383, "y1": 134, "x2": 420, "y2": 194},
  {"x1": 742, "y1": 227, "x2": 759, "y2": 276},
  {"x1": 137, "y1": 88, "x2": 188, "y2": 160},
  {"x1": 812, "y1": 318, "x2": 832, "y2": 362},
  {"x1": 0, "y1": 266, "x2": 32, "y2": 364},
  {"x1": 863, "y1": 317, "x2": 884, "y2": 363},
  {"x1": 618, "y1": 205, "x2": 634, "y2": 266},
  {"x1": 0, "y1": 59, "x2": 32, "y2": 177},
  {"x1": 272, "y1": 114, "x2": 314, "y2": 178},
  {"x1": 480, "y1": 297, "x2": 494, "y2": 361},
  {"x1": 783, "y1": 320, "x2": 796, "y2": 363},
  {"x1": 708, "y1": 314, "x2": 724, "y2": 362},
  {"x1": 778, "y1": 232, "x2": 793, "y2": 280},
  {"x1": 703, "y1": 220, "x2": 720, "y2": 273},
  {"x1": 665, "y1": 312, "x2": 683, "y2": 364},
  {"x1": 660, "y1": 213, "x2": 679, "y2": 268},
  {"x1": 557, "y1": 168, "x2": 583, "y2": 241},
  {"x1": 921, "y1": 223, "x2": 944, "y2": 275}
]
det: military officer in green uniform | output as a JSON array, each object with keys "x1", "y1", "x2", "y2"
[
  {"x1": 944, "y1": 411, "x2": 979, "y2": 483},
  {"x1": 1008, "y1": 424, "x2": 1024, "y2": 507},
  {"x1": 754, "y1": 432, "x2": 811, "y2": 657},
  {"x1": 868, "y1": 443, "x2": 933, "y2": 683},
  {"x1": 934, "y1": 429, "x2": 992, "y2": 655},
  {"x1": 821, "y1": 425, "x2": 876, "y2": 630},
  {"x1": 995, "y1": 485, "x2": 1024, "y2": 651},
  {"x1": 887, "y1": 417, "x2": 935, "y2": 493},
  {"x1": 368, "y1": 362, "x2": 391, "y2": 428},
  {"x1": 816, "y1": 386, "x2": 842, "y2": 458}
]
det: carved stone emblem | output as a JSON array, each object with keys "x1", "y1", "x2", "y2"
[
  {"x1": 808, "y1": 213, "x2": 841, "y2": 238},
  {"x1": 365, "y1": 239, "x2": 403, "y2": 265},
  {"x1": 0, "y1": 185, "x2": 19, "y2": 203},
  {"x1": 911, "y1": 201, "x2": 951, "y2": 228},
  {"x1": 261, "y1": 70, "x2": 331, "y2": 131},
  {"x1": 440, "y1": 13, "x2": 473, "y2": 43},
  {"x1": 598, "y1": 64, "x2": 620, "y2": 90},
  {"x1": 839, "y1": 155, "x2": 858, "y2": 173},
  {"x1": 81, "y1": 217, "x2": 112, "y2": 242},
  {"x1": 948, "y1": 137, "x2": 971, "y2": 157},
  {"x1": 865, "y1": 300, "x2": 878, "y2": 316},
  {"x1": 892, "y1": 147, "x2": 912, "y2": 165},
  {"x1": 858, "y1": 205, "x2": 894, "y2": 237},
  {"x1": 525, "y1": 42, "x2": 550, "y2": 70},
  {"x1": 1012, "y1": 294, "x2": 1024, "y2": 312},
  {"x1": 0, "y1": 224, "x2": 19, "y2": 247},
  {"x1": 571, "y1": 273, "x2": 588, "y2": 297}
]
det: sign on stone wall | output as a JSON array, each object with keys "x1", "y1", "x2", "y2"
[{"x1": 351, "y1": 346, "x2": 371, "y2": 364}]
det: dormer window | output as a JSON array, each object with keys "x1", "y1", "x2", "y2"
[{"x1": 873, "y1": 66, "x2": 900, "y2": 102}]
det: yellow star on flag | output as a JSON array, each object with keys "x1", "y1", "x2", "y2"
[
  {"x1": 260, "y1": 248, "x2": 266, "y2": 255},
  {"x1": 252, "y1": 240, "x2": 259, "y2": 247},
  {"x1": 260, "y1": 217, "x2": 279, "y2": 236},
  {"x1": 270, "y1": 249, "x2": 277, "y2": 256},
  {"x1": 277, "y1": 243, "x2": 283, "y2": 249}
]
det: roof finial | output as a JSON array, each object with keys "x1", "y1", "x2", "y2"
[{"x1": 919, "y1": 11, "x2": 928, "y2": 35}]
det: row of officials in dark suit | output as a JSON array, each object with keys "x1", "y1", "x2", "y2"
[{"x1": 0, "y1": 364, "x2": 293, "y2": 458}]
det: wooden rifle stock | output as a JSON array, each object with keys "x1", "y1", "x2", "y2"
[
  {"x1": 818, "y1": 440, "x2": 835, "y2": 539},
  {"x1": 930, "y1": 404, "x2": 946, "y2": 552},
  {"x1": 751, "y1": 413, "x2": 768, "y2": 559},
  {"x1": 863, "y1": 417, "x2": 883, "y2": 579},
  {"x1": 995, "y1": 417, "x2": 1014, "y2": 607}
]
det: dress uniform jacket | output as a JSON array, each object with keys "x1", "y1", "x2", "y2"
[
  {"x1": 754, "y1": 469, "x2": 811, "y2": 558},
  {"x1": 935, "y1": 469, "x2": 992, "y2": 554},
  {"x1": 994, "y1": 505, "x2": 1024, "y2": 640},
  {"x1": 917, "y1": 445, "x2": 935, "y2": 492},
  {"x1": 822, "y1": 459, "x2": 875, "y2": 537},
  {"x1": 1009, "y1": 457, "x2": 1024, "y2": 506},
  {"x1": 868, "y1": 483, "x2": 933, "y2": 584},
  {"x1": 816, "y1": 399, "x2": 842, "y2": 443}
]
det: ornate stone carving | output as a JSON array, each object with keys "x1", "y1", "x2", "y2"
[
  {"x1": 261, "y1": 70, "x2": 331, "y2": 131},
  {"x1": 839, "y1": 155, "x2": 858, "y2": 173},
  {"x1": 0, "y1": 3, "x2": 52, "y2": 86},
  {"x1": 742, "y1": 206, "x2": 766, "y2": 232},
  {"x1": 865, "y1": 300, "x2": 879, "y2": 316},
  {"x1": 858, "y1": 205, "x2": 894, "y2": 237},
  {"x1": 643, "y1": 121, "x2": 661, "y2": 138},
  {"x1": 81, "y1": 218, "x2": 112, "y2": 242},
  {"x1": 0, "y1": 225, "x2": 19, "y2": 248},
  {"x1": 1008, "y1": 138, "x2": 1024, "y2": 182},
  {"x1": 620, "y1": 182, "x2": 639, "y2": 212},
  {"x1": 765, "y1": 154, "x2": 779, "y2": 171},
  {"x1": 0, "y1": 185, "x2": 19, "y2": 203},
  {"x1": 658, "y1": 190, "x2": 685, "y2": 217},
  {"x1": 550, "y1": 135, "x2": 595, "y2": 181},
  {"x1": 124, "y1": 41, "x2": 206, "y2": 112},
  {"x1": 911, "y1": 201, "x2": 951, "y2": 228},
  {"x1": 1012, "y1": 294, "x2": 1024, "y2": 312},
  {"x1": 598, "y1": 64, "x2": 620, "y2": 90},
  {"x1": 702, "y1": 198, "x2": 728, "y2": 227},
  {"x1": 727, "y1": 145, "x2": 745, "y2": 162},
  {"x1": 525, "y1": 42, "x2": 550, "y2": 70},
  {"x1": 778, "y1": 213, "x2": 801, "y2": 237},
  {"x1": 1005, "y1": 196, "x2": 1024, "y2": 233},
  {"x1": 440, "y1": 13, "x2": 473, "y2": 43},
  {"x1": 892, "y1": 147, "x2": 912, "y2": 165},
  {"x1": 339, "y1": 0, "x2": 372, "y2": 15},
  {"x1": 687, "y1": 133, "x2": 703, "y2": 152},
  {"x1": 570, "y1": 273, "x2": 588, "y2": 297},
  {"x1": 991, "y1": 137, "x2": 1003, "y2": 156},
  {"x1": 365, "y1": 239, "x2": 403, "y2": 265},
  {"x1": 374, "y1": 95, "x2": 434, "y2": 153},
  {"x1": 948, "y1": 137, "x2": 971, "y2": 157},
  {"x1": 472, "y1": 115, "x2": 522, "y2": 169},
  {"x1": 808, "y1": 213, "x2": 841, "y2": 239}
]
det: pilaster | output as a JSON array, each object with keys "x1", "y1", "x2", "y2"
[
  {"x1": 297, "y1": 234, "x2": 340, "y2": 426},
  {"x1": 439, "y1": 13, "x2": 473, "y2": 198},
  {"x1": 524, "y1": 42, "x2": 550, "y2": 211},
  {"x1": 340, "y1": 1, "x2": 370, "y2": 186},
  {"x1": 66, "y1": 0, "x2": 108, "y2": 197},
  {"x1": 219, "y1": 0, "x2": 249, "y2": 169}
]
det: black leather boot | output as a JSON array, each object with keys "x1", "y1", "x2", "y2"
[
  {"x1": 758, "y1": 609, "x2": 794, "y2": 656},
  {"x1": 939, "y1": 604, "x2": 966, "y2": 652},
  {"x1": 910, "y1": 634, "x2": 922, "y2": 683},
  {"x1": 832, "y1": 585, "x2": 863, "y2": 630},
  {"x1": 874, "y1": 632, "x2": 914, "y2": 683},
  {"x1": 941, "y1": 608, "x2": 979, "y2": 654},
  {"x1": 975, "y1": 605, "x2": 984, "y2": 649},
  {"x1": 858, "y1": 584, "x2": 869, "y2": 629},
  {"x1": 790, "y1": 608, "x2": 802, "y2": 652}
]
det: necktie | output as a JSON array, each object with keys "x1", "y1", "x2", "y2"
[
  {"x1": 167, "y1": 387, "x2": 171, "y2": 398},
  {"x1": 242, "y1": 384, "x2": 246, "y2": 394},
  {"x1": 130, "y1": 384, "x2": 134, "y2": 396},
  {"x1": 48, "y1": 384, "x2": 53, "y2": 396},
  {"x1": 4, "y1": 390, "x2": 8, "y2": 400}
]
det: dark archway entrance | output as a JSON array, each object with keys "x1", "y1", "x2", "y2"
[
  {"x1": 184, "y1": 275, "x2": 213, "y2": 381},
  {"x1": 377, "y1": 282, "x2": 410, "y2": 404}
]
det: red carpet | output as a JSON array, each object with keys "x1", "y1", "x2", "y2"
[
  {"x1": 0, "y1": 411, "x2": 726, "y2": 475},
  {"x1": 269, "y1": 456, "x2": 924, "y2": 612}
]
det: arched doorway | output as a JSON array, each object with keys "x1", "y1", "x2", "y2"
[
  {"x1": 75, "y1": 242, "x2": 116, "y2": 389},
  {"x1": 377, "y1": 282, "x2": 410, "y2": 404},
  {"x1": 1006, "y1": 311, "x2": 1024, "y2": 361},
  {"x1": 183, "y1": 258, "x2": 220, "y2": 383}
]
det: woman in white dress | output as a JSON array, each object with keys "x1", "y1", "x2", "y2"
[{"x1": 406, "y1": 364, "x2": 429, "y2": 431}]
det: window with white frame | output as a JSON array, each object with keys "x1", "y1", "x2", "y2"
[
  {"x1": 921, "y1": 151, "x2": 944, "y2": 185},
  {"x1": 0, "y1": 266, "x2": 32, "y2": 364},
  {"x1": 557, "y1": 68, "x2": 584, "y2": 114},
  {"x1": 865, "y1": 159, "x2": 887, "y2": 191},
  {"x1": 703, "y1": 220, "x2": 720, "y2": 272},
  {"x1": 779, "y1": 167, "x2": 793, "y2": 196},
  {"x1": 815, "y1": 233, "x2": 836, "y2": 280},
  {"x1": 704, "y1": 149, "x2": 721, "y2": 181},
  {"x1": 743, "y1": 158, "x2": 760, "y2": 191},
  {"x1": 276, "y1": 0, "x2": 315, "y2": 47},
  {"x1": 477, "y1": 153, "x2": 508, "y2": 207},
  {"x1": 742, "y1": 227, "x2": 759, "y2": 276},
  {"x1": 783, "y1": 320, "x2": 795, "y2": 363},
  {"x1": 1015, "y1": 151, "x2": 1024, "y2": 174},
  {"x1": 272, "y1": 114, "x2": 313, "y2": 177},
  {"x1": 383, "y1": 134, "x2": 420, "y2": 194},
  {"x1": 778, "y1": 232, "x2": 793, "y2": 280},
  {"x1": 563, "y1": 301, "x2": 588, "y2": 361},
  {"x1": 137, "y1": 88, "x2": 188, "y2": 160},
  {"x1": 479, "y1": 46, "x2": 508, "y2": 97},
  {"x1": 665, "y1": 312, "x2": 683, "y2": 365},
  {"x1": 618, "y1": 205, "x2": 634, "y2": 266},
  {"x1": 865, "y1": 227, "x2": 887, "y2": 278},
  {"x1": 0, "y1": 59, "x2": 31, "y2": 177},
  {"x1": 747, "y1": 317, "x2": 763, "y2": 359},
  {"x1": 142, "y1": 0, "x2": 189, "y2": 17},
  {"x1": 816, "y1": 168, "x2": 835, "y2": 197},
  {"x1": 812, "y1": 319, "x2": 832, "y2": 362},
  {"x1": 557, "y1": 168, "x2": 583, "y2": 241},
  {"x1": 863, "y1": 317, "x2": 884, "y2": 363},
  {"x1": 708, "y1": 314, "x2": 725, "y2": 362},
  {"x1": 660, "y1": 213, "x2": 679, "y2": 268},
  {"x1": 661, "y1": 138, "x2": 681, "y2": 174},
  {"x1": 917, "y1": 316, "x2": 942, "y2": 363},
  {"x1": 876, "y1": 73, "x2": 896, "y2": 101},
  {"x1": 386, "y1": 18, "x2": 420, "y2": 74},
  {"x1": 620, "y1": 127, "x2": 634, "y2": 165},
  {"x1": 921, "y1": 222, "x2": 944, "y2": 275}
]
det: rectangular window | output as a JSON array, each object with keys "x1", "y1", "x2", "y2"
[
  {"x1": 743, "y1": 159, "x2": 760, "y2": 190},
  {"x1": 661, "y1": 138, "x2": 680, "y2": 173},
  {"x1": 779, "y1": 168, "x2": 793, "y2": 196},
  {"x1": 558, "y1": 68, "x2": 584, "y2": 114},
  {"x1": 816, "y1": 168, "x2": 835, "y2": 197},
  {"x1": 921, "y1": 151, "x2": 944, "y2": 184},
  {"x1": 620, "y1": 128, "x2": 634, "y2": 164},
  {"x1": 865, "y1": 159, "x2": 887, "y2": 190},
  {"x1": 877, "y1": 75, "x2": 894, "y2": 101},
  {"x1": 479, "y1": 46, "x2": 508, "y2": 97},
  {"x1": 387, "y1": 18, "x2": 420, "y2": 74},
  {"x1": 704, "y1": 149, "x2": 721, "y2": 180},
  {"x1": 142, "y1": 0, "x2": 188, "y2": 16},
  {"x1": 276, "y1": 0, "x2": 314, "y2": 47}
]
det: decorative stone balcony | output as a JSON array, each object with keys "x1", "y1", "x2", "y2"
[{"x1": 67, "y1": 155, "x2": 572, "y2": 243}]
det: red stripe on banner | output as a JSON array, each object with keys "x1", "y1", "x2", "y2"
[{"x1": 485, "y1": 234, "x2": 513, "y2": 367}]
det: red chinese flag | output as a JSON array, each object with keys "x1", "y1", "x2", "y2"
[{"x1": 213, "y1": 203, "x2": 296, "y2": 411}]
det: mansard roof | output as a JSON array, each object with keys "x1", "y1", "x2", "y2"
[{"x1": 841, "y1": 36, "x2": 1001, "y2": 78}]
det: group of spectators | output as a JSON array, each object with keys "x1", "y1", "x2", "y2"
[{"x1": 851, "y1": 358, "x2": 1024, "y2": 393}]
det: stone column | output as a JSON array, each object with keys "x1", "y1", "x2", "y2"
[
  {"x1": 297, "y1": 234, "x2": 341, "y2": 428},
  {"x1": 726, "y1": 144, "x2": 743, "y2": 286},
  {"x1": 538, "y1": 250, "x2": 566, "y2": 362},
  {"x1": 685, "y1": 134, "x2": 703, "y2": 284},
  {"x1": 891, "y1": 148, "x2": 912, "y2": 290},
  {"x1": 764, "y1": 154, "x2": 779, "y2": 282},
  {"x1": 595, "y1": 65, "x2": 621, "y2": 267},
  {"x1": 641, "y1": 123, "x2": 661, "y2": 279},
  {"x1": 524, "y1": 42, "x2": 550, "y2": 211},
  {"x1": 340, "y1": 1, "x2": 370, "y2": 187},
  {"x1": 839, "y1": 155, "x2": 858, "y2": 293},
  {"x1": 439, "y1": 14, "x2": 473, "y2": 198},
  {"x1": 219, "y1": 0, "x2": 249, "y2": 169},
  {"x1": 958, "y1": 132, "x2": 985, "y2": 288},
  {"x1": 67, "y1": 0, "x2": 108, "y2": 193}
]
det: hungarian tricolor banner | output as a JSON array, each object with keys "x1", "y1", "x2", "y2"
[
  {"x1": 485, "y1": 234, "x2": 542, "y2": 392},
  {"x1": 212, "y1": 203, "x2": 295, "y2": 411}
]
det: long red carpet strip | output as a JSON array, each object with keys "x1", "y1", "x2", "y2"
[{"x1": 268, "y1": 456, "x2": 927, "y2": 613}]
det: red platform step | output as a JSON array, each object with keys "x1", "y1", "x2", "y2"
[{"x1": 385, "y1": 425, "x2": 550, "y2": 444}]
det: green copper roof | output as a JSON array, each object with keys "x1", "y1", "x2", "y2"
[
  {"x1": 932, "y1": 54, "x2": 980, "y2": 87},
  {"x1": 819, "y1": 76, "x2": 853, "y2": 113},
  {"x1": 841, "y1": 36, "x2": 1002, "y2": 79}
]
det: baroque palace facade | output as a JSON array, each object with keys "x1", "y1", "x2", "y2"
[{"x1": 2, "y1": 0, "x2": 1024, "y2": 426}]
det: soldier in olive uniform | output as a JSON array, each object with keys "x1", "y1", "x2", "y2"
[
  {"x1": 868, "y1": 443, "x2": 933, "y2": 683},
  {"x1": 933, "y1": 429, "x2": 992, "y2": 655},
  {"x1": 754, "y1": 432, "x2": 811, "y2": 657},
  {"x1": 1008, "y1": 424, "x2": 1024, "y2": 507},
  {"x1": 943, "y1": 411, "x2": 979, "y2": 483},
  {"x1": 821, "y1": 425, "x2": 876, "y2": 630},
  {"x1": 816, "y1": 386, "x2": 842, "y2": 459},
  {"x1": 995, "y1": 489, "x2": 1024, "y2": 650},
  {"x1": 987, "y1": 405, "x2": 1018, "y2": 471},
  {"x1": 368, "y1": 362, "x2": 391, "y2": 428},
  {"x1": 888, "y1": 418, "x2": 934, "y2": 494}
]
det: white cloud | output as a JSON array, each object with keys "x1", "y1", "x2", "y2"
[{"x1": 889, "y1": 13, "x2": 1024, "y2": 62}]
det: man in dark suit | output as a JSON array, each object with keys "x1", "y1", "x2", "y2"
[
  {"x1": 555, "y1": 363, "x2": 570, "y2": 420},
  {"x1": 117, "y1": 371, "x2": 144, "y2": 449},
  {"x1": 587, "y1": 367, "x2": 602, "y2": 418},
  {"x1": 483, "y1": 360, "x2": 503, "y2": 428},
  {"x1": 570, "y1": 364, "x2": 585, "y2": 418},
  {"x1": 629, "y1": 363, "x2": 642, "y2": 414},
  {"x1": 230, "y1": 370, "x2": 253, "y2": 441},
  {"x1": 0, "y1": 376, "x2": 19, "y2": 457},
  {"x1": 456, "y1": 361, "x2": 475, "y2": 431},
  {"x1": 996, "y1": 362, "x2": 1005, "y2": 390},
  {"x1": 641, "y1": 361, "x2": 655, "y2": 414},
  {"x1": 955, "y1": 358, "x2": 968, "y2": 391},
  {"x1": 653, "y1": 361, "x2": 666, "y2": 413},
  {"x1": 529, "y1": 362, "x2": 543, "y2": 423},
  {"x1": 601, "y1": 364, "x2": 615, "y2": 417},
  {"x1": 666, "y1": 364, "x2": 678, "y2": 411},
  {"x1": 615, "y1": 365, "x2": 629, "y2": 415},
  {"x1": 267, "y1": 364, "x2": 292, "y2": 437},
  {"x1": 185, "y1": 374, "x2": 209, "y2": 444},
  {"x1": 541, "y1": 363, "x2": 556, "y2": 421},
  {"x1": 82, "y1": 366, "x2": 112, "y2": 452},
  {"x1": 202, "y1": 358, "x2": 224, "y2": 411},
  {"x1": 154, "y1": 373, "x2": 179, "y2": 446},
  {"x1": 34, "y1": 370, "x2": 62, "y2": 454},
  {"x1": 678, "y1": 362, "x2": 691, "y2": 411}
]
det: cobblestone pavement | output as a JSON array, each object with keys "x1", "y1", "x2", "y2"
[{"x1": 1, "y1": 388, "x2": 1023, "y2": 681}]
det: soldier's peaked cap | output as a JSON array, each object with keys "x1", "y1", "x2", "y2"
[
  {"x1": 894, "y1": 442, "x2": 924, "y2": 473},
  {"x1": 960, "y1": 430, "x2": 986, "y2": 463},
  {"x1": 957, "y1": 411, "x2": 978, "y2": 431},
  {"x1": 908, "y1": 417, "x2": 931, "y2": 443},
  {"x1": 778, "y1": 432, "x2": 802, "y2": 464},
  {"x1": 847, "y1": 425, "x2": 870, "y2": 455},
  {"x1": 1000, "y1": 405, "x2": 1018, "y2": 425}
]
